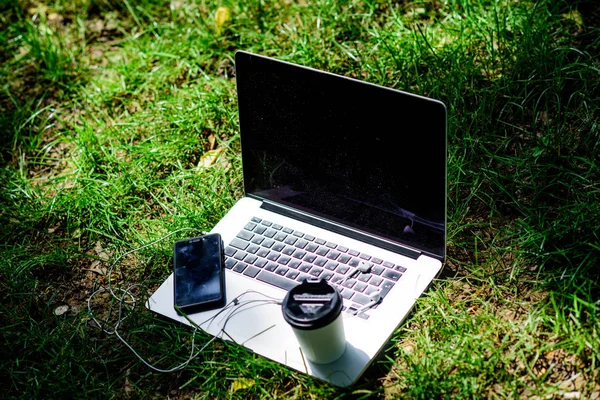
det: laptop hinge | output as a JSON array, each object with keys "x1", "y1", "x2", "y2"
[{"x1": 260, "y1": 200, "x2": 422, "y2": 260}]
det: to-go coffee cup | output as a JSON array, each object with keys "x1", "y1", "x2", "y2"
[{"x1": 281, "y1": 278, "x2": 346, "y2": 364}]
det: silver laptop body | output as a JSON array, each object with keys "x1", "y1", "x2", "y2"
[{"x1": 148, "y1": 51, "x2": 447, "y2": 387}]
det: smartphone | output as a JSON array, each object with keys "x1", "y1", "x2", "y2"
[{"x1": 173, "y1": 233, "x2": 226, "y2": 315}]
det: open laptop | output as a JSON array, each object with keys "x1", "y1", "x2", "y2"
[{"x1": 148, "y1": 51, "x2": 447, "y2": 387}]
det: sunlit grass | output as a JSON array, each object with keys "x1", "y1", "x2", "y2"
[{"x1": 1, "y1": 0, "x2": 598, "y2": 398}]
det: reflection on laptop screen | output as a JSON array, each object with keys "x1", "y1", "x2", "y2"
[{"x1": 236, "y1": 52, "x2": 446, "y2": 258}]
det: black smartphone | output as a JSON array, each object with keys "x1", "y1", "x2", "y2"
[{"x1": 173, "y1": 233, "x2": 226, "y2": 315}]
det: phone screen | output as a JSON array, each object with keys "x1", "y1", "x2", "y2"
[{"x1": 173, "y1": 234, "x2": 224, "y2": 311}]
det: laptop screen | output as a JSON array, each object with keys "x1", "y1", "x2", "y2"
[{"x1": 235, "y1": 52, "x2": 446, "y2": 259}]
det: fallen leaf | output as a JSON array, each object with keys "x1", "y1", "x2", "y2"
[
  {"x1": 54, "y1": 305, "x2": 69, "y2": 316},
  {"x1": 86, "y1": 260, "x2": 106, "y2": 275},
  {"x1": 208, "y1": 133, "x2": 217, "y2": 150},
  {"x1": 215, "y1": 6, "x2": 231, "y2": 35},
  {"x1": 199, "y1": 147, "x2": 225, "y2": 168},
  {"x1": 231, "y1": 378, "x2": 255, "y2": 392}
]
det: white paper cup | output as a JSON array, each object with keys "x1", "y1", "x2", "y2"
[{"x1": 282, "y1": 278, "x2": 346, "y2": 364}]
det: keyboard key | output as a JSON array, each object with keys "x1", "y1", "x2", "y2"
[
  {"x1": 298, "y1": 263, "x2": 312, "y2": 273},
  {"x1": 256, "y1": 248, "x2": 269, "y2": 258},
  {"x1": 395, "y1": 265, "x2": 407, "y2": 273},
  {"x1": 278, "y1": 255, "x2": 291, "y2": 265},
  {"x1": 331, "y1": 274, "x2": 345, "y2": 285},
  {"x1": 261, "y1": 220, "x2": 273, "y2": 227},
  {"x1": 256, "y1": 271, "x2": 297, "y2": 291},
  {"x1": 283, "y1": 227, "x2": 293, "y2": 234},
  {"x1": 247, "y1": 244, "x2": 260, "y2": 254},
  {"x1": 233, "y1": 262, "x2": 247, "y2": 273},
  {"x1": 286, "y1": 270, "x2": 299, "y2": 280},
  {"x1": 380, "y1": 281, "x2": 394, "y2": 298},
  {"x1": 338, "y1": 254, "x2": 351, "y2": 264},
  {"x1": 255, "y1": 258, "x2": 268, "y2": 268},
  {"x1": 243, "y1": 266, "x2": 260, "y2": 278},
  {"x1": 370, "y1": 276, "x2": 383, "y2": 286},
  {"x1": 244, "y1": 222, "x2": 257, "y2": 231},
  {"x1": 254, "y1": 225, "x2": 267, "y2": 235},
  {"x1": 355, "y1": 282, "x2": 368, "y2": 292},
  {"x1": 357, "y1": 273, "x2": 371, "y2": 283},
  {"x1": 295, "y1": 239, "x2": 308, "y2": 249},
  {"x1": 237, "y1": 230, "x2": 254, "y2": 241},
  {"x1": 303, "y1": 253, "x2": 316, "y2": 263},
  {"x1": 315, "y1": 238, "x2": 326, "y2": 245},
  {"x1": 341, "y1": 289, "x2": 353, "y2": 300},
  {"x1": 275, "y1": 233, "x2": 288, "y2": 242},
  {"x1": 296, "y1": 273, "x2": 310, "y2": 282},
  {"x1": 372, "y1": 257, "x2": 383, "y2": 264},
  {"x1": 326, "y1": 241, "x2": 337, "y2": 249},
  {"x1": 327, "y1": 250, "x2": 341, "y2": 260},
  {"x1": 229, "y1": 238, "x2": 249, "y2": 251},
  {"x1": 292, "y1": 249, "x2": 307, "y2": 259},
  {"x1": 282, "y1": 245, "x2": 296, "y2": 256},
  {"x1": 348, "y1": 258, "x2": 360, "y2": 268},
  {"x1": 225, "y1": 246, "x2": 237, "y2": 257},
  {"x1": 265, "y1": 262, "x2": 278, "y2": 272},
  {"x1": 359, "y1": 253, "x2": 371, "y2": 261},
  {"x1": 348, "y1": 249, "x2": 359, "y2": 256},
  {"x1": 305, "y1": 243, "x2": 319, "y2": 252},
  {"x1": 322, "y1": 271, "x2": 334, "y2": 281},
  {"x1": 293, "y1": 231, "x2": 304, "y2": 238},
  {"x1": 371, "y1": 265, "x2": 384, "y2": 275},
  {"x1": 266, "y1": 252, "x2": 280, "y2": 262},
  {"x1": 342, "y1": 279, "x2": 356, "y2": 289},
  {"x1": 309, "y1": 267, "x2": 323, "y2": 277},
  {"x1": 250, "y1": 236, "x2": 265, "y2": 245},
  {"x1": 284, "y1": 236, "x2": 297, "y2": 245},
  {"x1": 272, "y1": 243, "x2": 285, "y2": 252},
  {"x1": 225, "y1": 258, "x2": 237, "y2": 269},
  {"x1": 315, "y1": 247, "x2": 329, "y2": 256},
  {"x1": 365, "y1": 286, "x2": 380, "y2": 296},
  {"x1": 275, "y1": 266, "x2": 289, "y2": 276},
  {"x1": 263, "y1": 228, "x2": 277, "y2": 238},
  {"x1": 352, "y1": 292, "x2": 372, "y2": 305},
  {"x1": 382, "y1": 269, "x2": 402, "y2": 282},
  {"x1": 383, "y1": 261, "x2": 394, "y2": 269},
  {"x1": 312, "y1": 257, "x2": 325, "y2": 267},
  {"x1": 251, "y1": 217, "x2": 262, "y2": 223},
  {"x1": 234, "y1": 251, "x2": 247, "y2": 261},
  {"x1": 324, "y1": 260, "x2": 338, "y2": 271},
  {"x1": 336, "y1": 265, "x2": 350, "y2": 275},
  {"x1": 288, "y1": 259, "x2": 301, "y2": 269},
  {"x1": 262, "y1": 239, "x2": 275, "y2": 248},
  {"x1": 304, "y1": 234, "x2": 315, "y2": 241},
  {"x1": 338, "y1": 245, "x2": 349, "y2": 253},
  {"x1": 272, "y1": 224, "x2": 283, "y2": 230},
  {"x1": 357, "y1": 312, "x2": 370, "y2": 320}
]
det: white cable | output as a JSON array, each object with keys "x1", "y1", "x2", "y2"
[
  {"x1": 87, "y1": 230, "x2": 285, "y2": 374},
  {"x1": 87, "y1": 228, "x2": 208, "y2": 372}
]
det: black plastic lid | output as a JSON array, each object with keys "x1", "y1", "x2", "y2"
[{"x1": 281, "y1": 278, "x2": 343, "y2": 330}]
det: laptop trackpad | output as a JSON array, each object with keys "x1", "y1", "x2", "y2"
[{"x1": 217, "y1": 300, "x2": 289, "y2": 346}]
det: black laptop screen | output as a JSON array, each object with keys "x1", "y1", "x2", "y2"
[{"x1": 235, "y1": 52, "x2": 446, "y2": 258}]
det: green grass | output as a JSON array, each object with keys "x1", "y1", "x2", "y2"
[{"x1": 1, "y1": 0, "x2": 599, "y2": 398}]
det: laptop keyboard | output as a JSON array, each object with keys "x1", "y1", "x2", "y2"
[{"x1": 223, "y1": 217, "x2": 407, "y2": 319}]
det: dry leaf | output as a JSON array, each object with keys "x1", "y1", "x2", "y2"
[
  {"x1": 215, "y1": 6, "x2": 231, "y2": 35},
  {"x1": 208, "y1": 133, "x2": 217, "y2": 150},
  {"x1": 199, "y1": 147, "x2": 225, "y2": 168},
  {"x1": 86, "y1": 260, "x2": 106, "y2": 276},
  {"x1": 231, "y1": 378, "x2": 255, "y2": 392}
]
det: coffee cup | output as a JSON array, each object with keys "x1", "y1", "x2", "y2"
[{"x1": 281, "y1": 278, "x2": 346, "y2": 364}]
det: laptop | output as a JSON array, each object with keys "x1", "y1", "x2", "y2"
[{"x1": 148, "y1": 51, "x2": 447, "y2": 387}]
